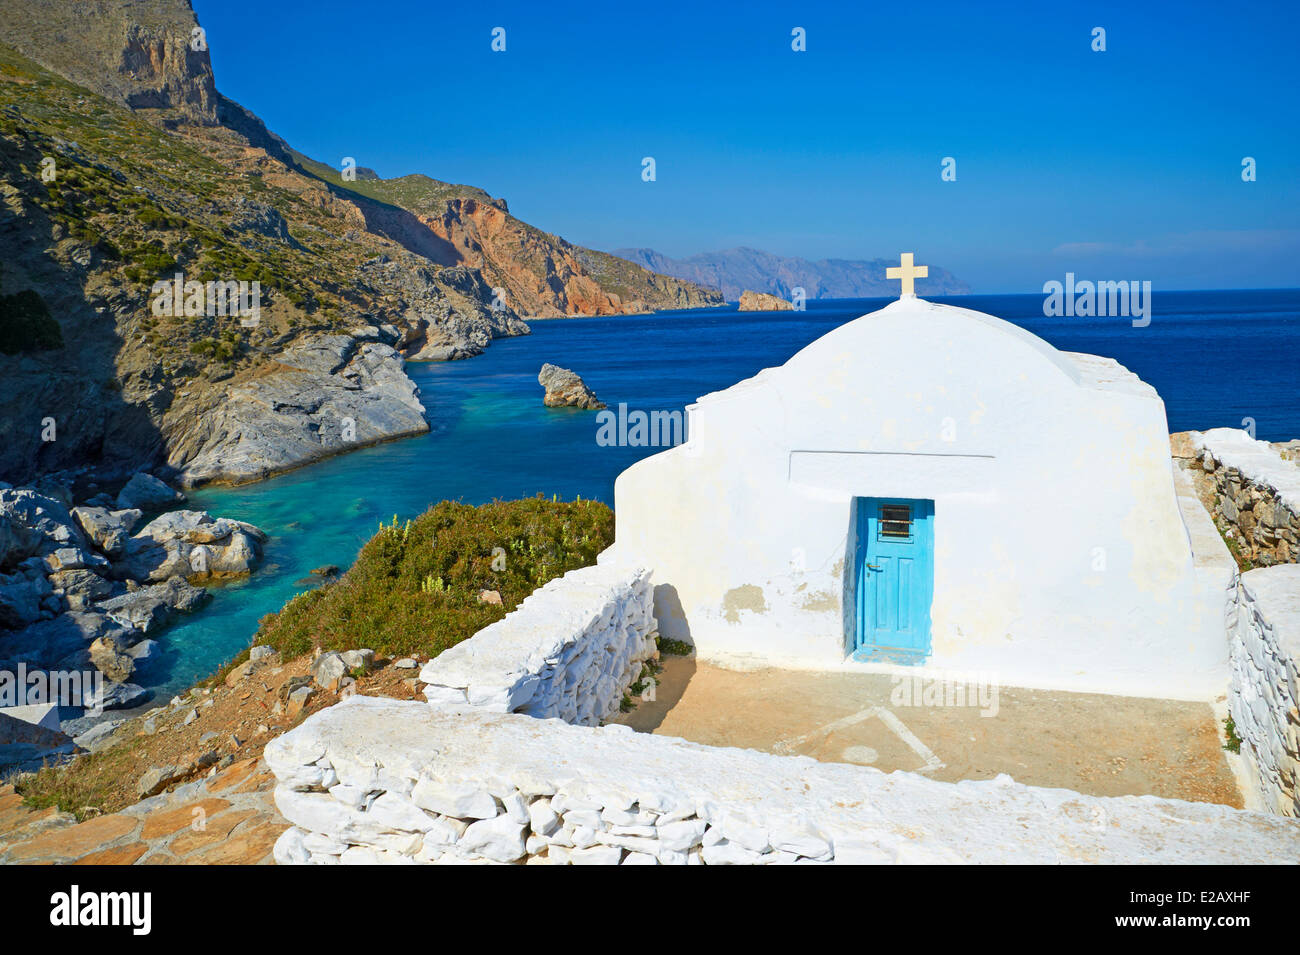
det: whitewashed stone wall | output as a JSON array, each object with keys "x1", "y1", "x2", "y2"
[
  {"x1": 1230, "y1": 565, "x2": 1300, "y2": 817},
  {"x1": 267, "y1": 696, "x2": 1300, "y2": 865},
  {"x1": 418, "y1": 561, "x2": 656, "y2": 726},
  {"x1": 1191, "y1": 428, "x2": 1300, "y2": 566}
]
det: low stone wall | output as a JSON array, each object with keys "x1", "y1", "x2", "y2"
[
  {"x1": 267, "y1": 696, "x2": 1300, "y2": 865},
  {"x1": 1171, "y1": 463, "x2": 1240, "y2": 670},
  {"x1": 418, "y1": 560, "x2": 656, "y2": 726},
  {"x1": 1191, "y1": 428, "x2": 1300, "y2": 566},
  {"x1": 1230, "y1": 565, "x2": 1300, "y2": 817}
]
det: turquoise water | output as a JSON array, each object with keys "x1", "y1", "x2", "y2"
[{"x1": 137, "y1": 290, "x2": 1300, "y2": 699}]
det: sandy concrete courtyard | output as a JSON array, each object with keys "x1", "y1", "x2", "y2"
[{"x1": 609, "y1": 656, "x2": 1242, "y2": 807}]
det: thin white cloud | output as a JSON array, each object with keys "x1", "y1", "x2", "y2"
[{"x1": 1052, "y1": 230, "x2": 1300, "y2": 258}]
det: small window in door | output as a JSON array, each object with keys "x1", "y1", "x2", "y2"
[{"x1": 878, "y1": 504, "x2": 913, "y2": 540}]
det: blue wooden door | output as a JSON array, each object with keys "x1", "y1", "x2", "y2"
[{"x1": 854, "y1": 497, "x2": 934, "y2": 662}]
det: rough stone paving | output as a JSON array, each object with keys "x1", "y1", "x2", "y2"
[{"x1": 0, "y1": 757, "x2": 284, "y2": 864}]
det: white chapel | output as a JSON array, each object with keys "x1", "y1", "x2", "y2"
[{"x1": 610, "y1": 256, "x2": 1228, "y2": 698}]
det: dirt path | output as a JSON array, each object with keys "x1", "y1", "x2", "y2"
[{"x1": 611, "y1": 656, "x2": 1242, "y2": 807}]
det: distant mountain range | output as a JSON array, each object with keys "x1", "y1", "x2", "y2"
[{"x1": 610, "y1": 247, "x2": 970, "y2": 301}]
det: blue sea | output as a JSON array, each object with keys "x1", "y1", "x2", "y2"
[{"x1": 133, "y1": 289, "x2": 1300, "y2": 700}]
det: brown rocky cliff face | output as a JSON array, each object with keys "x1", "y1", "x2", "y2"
[
  {"x1": 0, "y1": 0, "x2": 219, "y2": 126},
  {"x1": 117, "y1": 23, "x2": 217, "y2": 124},
  {"x1": 419, "y1": 199, "x2": 623, "y2": 318},
  {"x1": 417, "y1": 198, "x2": 717, "y2": 318},
  {"x1": 0, "y1": 47, "x2": 526, "y2": 486}
]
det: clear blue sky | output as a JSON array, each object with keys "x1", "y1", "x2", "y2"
[{"x1": 194, "y1": 0, "x2": 1299, "y2": 292}]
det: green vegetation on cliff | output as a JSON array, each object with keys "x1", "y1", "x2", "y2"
[
  {"x1": 250, "y1": 497, "x2": 615, "y2": 661},
  {"x1": 289, "y1": 152, "x2": 496, "y2": 211},
  {"x1": 0, "y1": 283, "x2": 62, "y2": 353},
  {"x1": 0, "y1": 42, "x2": 364, "y2": 375}
]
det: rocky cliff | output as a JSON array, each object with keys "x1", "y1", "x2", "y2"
[
  {"x1": 0, "y1": 0, "x2": 713, "y2": 488},
  {"x1": 0, "y1": 0, "x2": 220, "y2": 127},
  {"x1": 291, "y1": 158, "x2": 723, "y2": 319},
  {"x1": 0, "y1": 37, "x2": 525, "y2": 486}
]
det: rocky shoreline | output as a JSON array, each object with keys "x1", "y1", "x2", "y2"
[
  {"x1": 164, "y1": 326, "x2": 437, "y2": 488},
  {"x1": 0, "y1": 469, "x2": 265, "y2": 776}
]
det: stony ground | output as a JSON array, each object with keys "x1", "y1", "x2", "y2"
[
  {"x1": 0, "y1": 651, "x2": 430, "y2": 863},
  {"x1": 611, "y1": 656, "x2": 1244, "y2": 807},
  {"x1": 0, "y1": 649, "x2": 1248, "y2": 862},
  {"x1": 0, "y1": 756, "x2": 281, "y2": 864}
]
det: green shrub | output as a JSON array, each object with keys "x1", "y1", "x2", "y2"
[
  {"x1": 1223, "y1": 716, "x2": 1243, "y2": 753},
  {"x1": 189, "y1": 334, "x2": 241, "y2": 362},
  {"x1": 253, "y1": 497, "x2": 614, "y2": 661},
  {"x1": 121, "y1": 241, "x2": 177, "y2": 280},
  {"x1": 657, "y1": 637, "x2": 693, "y2": 656},
  {"x1": 0, "y1": 288, "x2": 63, "y2": 354},
  {"x1": 135, "y1": 204, "x2": 177, "y2": 229}
]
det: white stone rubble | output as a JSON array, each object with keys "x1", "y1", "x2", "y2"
[{"x1": 267, "y1": 696, "x2": 1300, "y2": 865}]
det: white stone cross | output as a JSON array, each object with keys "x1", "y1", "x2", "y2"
[{"x1": 886, "y1": 252, "x2": 928, "y2": 298}]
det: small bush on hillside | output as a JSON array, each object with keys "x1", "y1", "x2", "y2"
[
  {"x1": 251, "y1": 496, "x2": 614, "y2": 661},
  {"x1": 0, "y1": 288, "x2": 63, "y2": 354}
]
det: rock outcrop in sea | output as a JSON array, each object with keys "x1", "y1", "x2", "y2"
[
  {"x1": 539, "y1": 364, "x2": 606, "y2": 410},
  {"x1": 737, "y1": 290, "x2": 794, "y2": 311}
]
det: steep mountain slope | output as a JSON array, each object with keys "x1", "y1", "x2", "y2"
[
  {"x1": 0, "y1": 0, "x2": 221, "y2": 127},
  {"x1": 612, "y1": 246, "x2": 971, "y2": 300},
  {"x1": 290, "y1": 156, "x2": 723, "y2": 318},
  {"x1": 0, "y1": 0, "x2": 719, "y2": 486},
  {"x1": 0, "y1": 40, "x2": 523, "y2": 486}
]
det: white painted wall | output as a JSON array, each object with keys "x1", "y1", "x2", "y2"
[
  {"x1": 613, "y1": 298, "x2": 1227, "y2": 699},
  {"x1": 418, "y1": 561, "x2": 656, "y2": 726},
  {"x1": 1230, "y1": 565, "x2": 1300, "y2": 816}
]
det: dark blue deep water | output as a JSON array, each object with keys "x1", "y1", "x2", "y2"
[{"x1": 136, "y1": 289, "x2": 1299, "y2": 698}]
